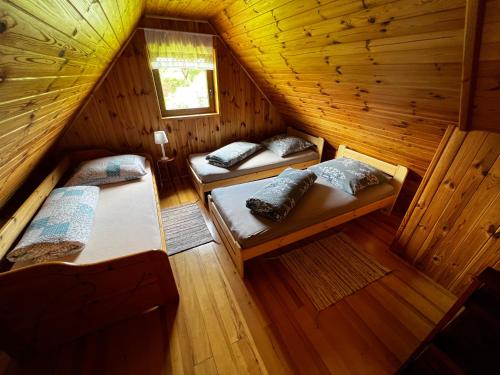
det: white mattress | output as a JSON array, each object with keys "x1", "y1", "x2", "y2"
[
  {"x1": 12, "y1": 162, "x2": 163, "y2": 269},
  {"x1": 189, "y1": 148, "x2": 319, "y2": 183}
]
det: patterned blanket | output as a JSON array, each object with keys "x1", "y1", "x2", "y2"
[
  {"x1": 246, "y1": 168, "x2": 317, "y2": 222},
  {"x1": 7, "y1": 186, "x2": 100, "y2": 263}
]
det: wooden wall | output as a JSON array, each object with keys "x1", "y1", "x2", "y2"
[
  {"x1": 206, "y1": 0, "x2": 467, "y2": 178},
  {"x1": 392, "y1": 128, "x2": 499, "y2": 295},
  {"x1": 468, "y1": 0, "x2": 500, "y2": 132},
  {"x1": 393, "y1": 0, "x2": 500, "y2": 296},
  {"x1": 59, "y1": 19, "x2": 283, "y2": 176},
  {"x1": 0, "y1": 0, "x2": 143, "y2": 209}
]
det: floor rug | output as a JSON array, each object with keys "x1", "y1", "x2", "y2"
[
  {"x1": 161, "y1": 203, "x2": 213, "y2": 256},
  {"x1": 279, "y1": 232, "x2": 390, "y2": 310}
]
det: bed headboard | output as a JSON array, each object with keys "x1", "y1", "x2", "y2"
[
  {"x1": 287, "y1": 127, "x2": 325, "y2": 160},
  {"x1": 336, "y1": 145, "x2": 408, "y2": 213}
]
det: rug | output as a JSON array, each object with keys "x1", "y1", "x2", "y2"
[
  {"x1": 161, "y1": 203, "x2": 213, "y2": 256},
  {"x1": 279, "y1": 232, "x2": 390, "y2": 310}
]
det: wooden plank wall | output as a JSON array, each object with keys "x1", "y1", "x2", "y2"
[
  {"x1": 393, "y1": 1, "x2": 500, "y2": 296},
  {"x1": 58, "y1": 19, "x2": 284, "y2": 176},
  {"x1": 392, "y1": 128, "x2": 499, "y2": 295},
  {"x1": 204, "y1": 0, "x2": 467, "y2": 179},
  {"x1": 0, "y1": 0, "x2": 144, "y2": 209},
  {"x1": 468, "y1": 0, "x2": 500, "y2": 132},
  {"x1": 146, "y1": 0, "x2": 236, "y2": 19}
]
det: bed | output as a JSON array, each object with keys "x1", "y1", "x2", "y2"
[
  {"x1": 208, "y1": 145, "x2": 408, "y2": 276},
  {"x1": 0, "y1": 151, "x2": 178, "y2": 358},
  {"x1": 188, "y1": 127, "x2": 324, "y2": 200}
]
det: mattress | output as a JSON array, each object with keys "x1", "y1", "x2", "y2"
[
  {"x1": 211, "y1": 176, "x2": 395, "y2": 249},
  {"x1": 189, "y1": 148, "x2": 319, "y2": 183},
  {"x1": 12, "y1": 162, "x2": 163, "y2": 269}
]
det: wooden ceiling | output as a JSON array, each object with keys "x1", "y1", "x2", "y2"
[
  {"x1": 207, "y1": 0, "x2": 466, "y2": 176},
  {"x1": 143, "y1": 0, "x2": 468, "y2": 176},
  {"x1": 146, "y1": 0, "x2": 236, "y2": 19},
  {"x1": 0, "y1": 0, "x2": 143, "y2": 208},
  {"x1": 2, "y1": 0, "x2": 469, "y2": 208}
]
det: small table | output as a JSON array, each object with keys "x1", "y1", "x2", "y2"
[{"x1": 156, "y1": 157, "x2": 175, "y2": 190}]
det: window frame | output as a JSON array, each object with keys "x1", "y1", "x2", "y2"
[{"x1": 152, "y1": 60, "x2": 217, "y2": 118}]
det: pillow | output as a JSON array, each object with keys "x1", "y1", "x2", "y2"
[
  {"x1": 308, "y1": 158, "x2": 387, "y2": 195},
  {"x1": 246, "y1": 168, "x2": 317, "y2": 222},
  {"x1": 205, "y1": 142, "x2": 262, "y2": 168},
  {"x1": 261, "y1": 134, "x2": 314, "y2": 157},
  {"x1": 66, "y1": 154, "x2": 146, "y2": 186},
  {"x1": 7, "y1": 186, "x2": 100, "y2": 263}
]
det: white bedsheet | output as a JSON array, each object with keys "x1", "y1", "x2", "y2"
[{"x1": 13, "y1": 162, "x2": 163, "y2": 269}]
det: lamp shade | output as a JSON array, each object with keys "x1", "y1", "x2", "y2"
[{"x1": 154, "y1": 131, "x2": 168, "y2": 145}]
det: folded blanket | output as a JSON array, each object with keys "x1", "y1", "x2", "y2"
[
  {"x1": 7, "y1": 186, "x2": 100, "y2": 263},
  {"x1": 246, "y1": 168, "x2": 317, "y2": 222},
  {"x1": 206, "y1": 141, "x2": 261, "y2": 168}
]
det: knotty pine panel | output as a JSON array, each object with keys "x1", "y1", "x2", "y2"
[
  {"x1": 0, "y1": 0, "x2": 144, "y2": 208},
  {"x1": 393, "y1": 127, "x2": 500, "y2": 295},
  {"x1": 207, "y1": 0, "x2": 467, "y2": 177},
  {"x1": 59, "y1": 23, "x2": 283, "y2": 177},
  {"x1": 145, "y1": 0, "x2": 236, "y2": 19},
  {"x1": 470, "y1": 0, "x2": 500, "y2": 132}
]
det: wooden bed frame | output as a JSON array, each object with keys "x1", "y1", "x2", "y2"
[
  {"x1": 208, "y1": 145, "x2": 408, "y2": 276},
  {"x1": 188, "y1": 127, "x2": 325, "y2": 201},
  {"x1": 0, "y1": 150, "x2": 179, "y2": 358}
]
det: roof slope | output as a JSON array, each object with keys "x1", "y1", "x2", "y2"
[
  {"x1": 205, "y1": 0, "x2": 465, "y2": 175},
  {"x1": 0, "y1": 0, "x2": 143, "y2": 207},
  {"x1": 1, "y1": 0, "x2": 466, "y2": 208}
]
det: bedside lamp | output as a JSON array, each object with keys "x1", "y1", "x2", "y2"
[{"x1": 154, "y1": 130, "x2": 169, "y2": 160}]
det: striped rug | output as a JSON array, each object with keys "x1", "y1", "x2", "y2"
[
  {"x1": 161, "y1": 203, "x2": 213, "y2": 256},
  {"x1": 279, "y1": 232, "x2": 390, "y2": 310}
]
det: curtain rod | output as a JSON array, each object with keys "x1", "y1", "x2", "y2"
[{"x1": 137, "y1": 26, "x2": 218, "y2": 38}]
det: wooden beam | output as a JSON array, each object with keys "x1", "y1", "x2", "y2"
[{"x1": 458, "y1": 0, "x2": 486, "y2": 131}]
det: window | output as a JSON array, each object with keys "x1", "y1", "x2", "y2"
[{"x1": 145, "y1": 30, "x2": 217, "y2": 118}]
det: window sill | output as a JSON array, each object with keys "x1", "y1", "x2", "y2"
[{"x1": 161, "y1": 112, "x2": 220, "y2": 120}]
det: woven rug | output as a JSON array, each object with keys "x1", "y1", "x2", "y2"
[
  {"x1": 161, "y1": 203, "x2": 213, "y2": 256},
  {"x1": 279, "y1": 232, "x2": 390, "y2": 310}
]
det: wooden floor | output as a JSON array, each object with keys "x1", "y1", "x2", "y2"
[{"x1": 1, "y1": 177, "x2": 457, "y2": 375}]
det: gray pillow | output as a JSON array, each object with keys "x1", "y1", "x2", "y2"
[
  {"x1": 261, "y1": 134, "x2": 314, "y2": 157},
  {"x1": 246, "y1": 168, "x2": 317, "y2": 222},
  {"x1": 308, "y1": 158, "x2": 387, "y2": 195}
]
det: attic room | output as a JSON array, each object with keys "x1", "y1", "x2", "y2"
[{"x1": 0, "y1": 0, "x2": 498, "y2": 374}]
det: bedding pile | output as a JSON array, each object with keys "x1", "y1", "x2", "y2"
[
  {"x1": 206, "y1": 141, "x2": 262, "y2": 168},
  {"x1": 7, "y1": 186, "x2": 100, "y2": 263},
  {"x1": 246, "y1": 168, "x2": 317, "y2": 221}
]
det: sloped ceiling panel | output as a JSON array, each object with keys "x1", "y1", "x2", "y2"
[
  {"x1": 147, "y1": 0, "x2": 466, "y2": 177},
  {"x1": 146, "y1": 0, "x2": 236, "y2": 19},
  {"x1": 208, "y1": 0, "x2": 466, "y2": 176},
  {"x1": 0, "y1": 0, "x2": 143, "y2": 208}
]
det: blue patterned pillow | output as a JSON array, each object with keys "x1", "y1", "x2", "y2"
[
  {"x1": 66, "y1": 155, "x2": 146, "y2": 186},
  {"x1": 309, "y1": 158, "x2": 387, "y2": 195},
  {"x1": 261, "y1": 134, "x2": 314, "y2": 157},
  {"x1": 7, "y1": 186, "x2": 99, "y2": 263}
]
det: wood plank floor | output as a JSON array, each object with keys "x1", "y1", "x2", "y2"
[{"x1": 2, "y1": 177, "x2": 457, "y2": 375}]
